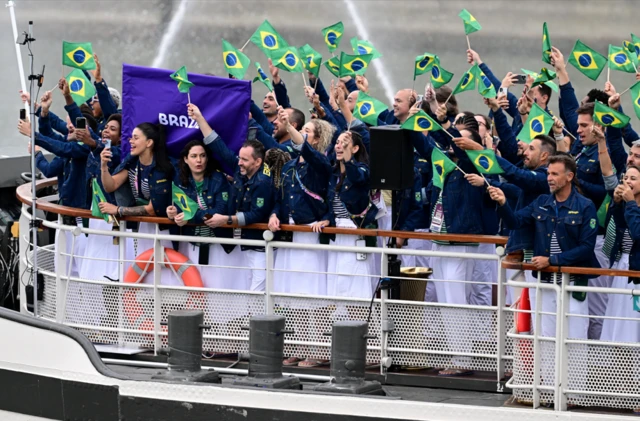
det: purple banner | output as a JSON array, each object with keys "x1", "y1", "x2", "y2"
[{"x1": 121, "y1": 63, "x2": 251, "y2": 172}]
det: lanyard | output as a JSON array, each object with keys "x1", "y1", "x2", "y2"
[{"x1": 294, "y1": 169, "x2": 324, "y2": 202}]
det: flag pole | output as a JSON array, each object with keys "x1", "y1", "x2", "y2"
[
  {"x1": 441, "y1": 128, "x2": 455, "y2": 139},
  {"x1": 240, "y1": 38, "x2": 251, "y2": 52},
  {"x1": 607, "y1": 66, "x2": 610, "y2": 83},
  {"x1": 187, "y1": 92, "x2": 191, "y2": 104},
  {"x1": 444, "y1": 91, "x2": 454, "y2": 105},
  {"x1": 466, "y1": 35, "x2": 471, "y2": 51},
  {"x1": 313, "y1": 76, "x2": 319, "y2": 91},
  {"x1": 480, "y1": 173, "x2": 491, "y2": 187},
  {"x1": 562, "y1": 127, "x2": 577, "y2": 141},
  {"x1": 301, "y1": 71, "x2": 307, "y2": 87},
  {"x1": 619, "y1": 85, "x2": 633, "y2": 97}
]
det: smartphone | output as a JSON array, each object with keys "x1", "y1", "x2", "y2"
[
  {"x1": 498, "y1": 87, "x2": 508, "y2": 97},
  {"x1": 20, "y1": 109, "x2": 26, "y2": 121},
  {"x1": 512, "y1": 74, "x2": 527, "y2": 84},
  {"x1": 247, "y1": 127, "x2": 257, "y2": 142},
  {"x1": 415, "y1": 94, "x2": 424, "y2": 108},
  {"x1": 355, "y1": 239, "x2": 367, "y2": 261},
  {"x1": 104, "y1": 138, "x2": 111, "y2": 149},
  {"x1": 76, "y1": 117, "x2": 87, "y2": 130}
]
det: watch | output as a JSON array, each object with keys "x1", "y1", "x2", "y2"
[{"x1": 227, "y1": 215, "x2": 233, "y2": 225}]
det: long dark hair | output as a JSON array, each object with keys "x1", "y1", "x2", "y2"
[
  {"x1": 335, "y1": 131, "x2": 369, "y2": 191},
  {"x1": 178, "y1": 139, "x2": 220, "y2": 186},
  {"x1": 136, "y1": 123, "x2": 173, "y2": 174}
]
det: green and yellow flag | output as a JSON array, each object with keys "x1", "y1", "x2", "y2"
[
  {"x1": 252, "y1": 62, "x2": 273, "y2": 92},
  {"x1": 567, "y1": 40, "x2": 607, "y2": 81},
  {"x1": 517, "y1": 103, "x2": 554, "y2": 144},
  {"x1": 458, "y1": 9, "x2": 482, "y2": 35},
  {"x1": 593, "y1": 101, "x2": 630, "y2": 128},
  {"x1": 452, "y1": 64, "x2": 479, "y2": 95},
  {"x1": 250, "y1": 20, "x2": 289, "y2": 57},
  {"x1": 414, "y1": 52, "x2": 437, "y2": 80},
  {"x1": 631, "y1": 34, "x2": 640, "y2": 57},
  {"x1": 62, "y1": 41, "x2": 96, "y2": 70},
  {"x1": 222, "y1": 39, "x2": 250, "y2": 80},
  {"x1": 338, "y1": 52, "x2": 373, "y2": 77},
  {"x1": 91, "y1": 178, "x2": 111, "y2": 223},
  {"x1": 298, "y1": 44, "x2": 322, "y2": 78},
  {"x1": 66, "y1": 69, "x2": 96, "y2": 106},
  {"x1": 542, "y1": 22, "x2": 552, "y2": 64},
  {"x1": 466, "y1": 149, "x2": 503, "y2": 175},
  {"x1": 401, "y1": 110, "x2": 444, "y2": 133},
  {"x1": 609, "y1": 44, "x2": 637, "y2": 73},
  {"x1": 172, "y1": 183, "x2": 198, "y2": 221},
  {"x1": 629, "y1": 80, "x2": 640, "y2": 119},
  {"x1": 623, "y1": 40, "x2": 639, "y2": 65},
  {"x1": 271, "y1": 47, "x2": 304, "y2": 73},
  {"x1": 350, "y1": 37, "x2": 382, "y2": 60},
  {"x1": 521, "y1": 68, "x2": 559, "y2": 92},
  {"x1": 352, "y1": 92, "x2": 388, "y2": 126},
  {"x1": 321, "y1": 22, "x2": 344, "y2": 53},
  {"x1": 596, "y1": 194, "x2": 611, "y2": 229},
  {"x1": 477, "y1": 67, "x2": 496, "y2": 98},
  {"x1": 170, "y1": 66, "x2": 194, "y2": 94},
  {"x1": 431, "y1": 60, "x2": 454, "y2": 89},
  {"x1": 432, "y1": 147, "x2": 457, "y2": 189},
  {"x1": 324, "y1": 57, "x2": 341, "y2": 77}
]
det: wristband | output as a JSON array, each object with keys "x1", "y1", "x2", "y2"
[
  {"x1": 519, "y1": 111, "x2": 529, "y2": 116},
  {"x1": 554, "y1": 133, "x2": 565, "y2": 141},
  {"x1": 117, "y1": 207, "x2": 123, "y2": 217}
]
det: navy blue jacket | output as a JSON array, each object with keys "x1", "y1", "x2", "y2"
[
  {"x1": 86, "y1": 143, "x2": 122, "y2": 205},
  {"x1": 272, "y1": 140, "x2": 332, "y2": 225},
  {"x1": 617, "y1": 201, "x2": 640, "y2": 283},
  {"x1": 250, "y1": 101, "x2": 275, "y2": 135},
  {"x1": 392, "y1": 168, "x2": 424, "y2": 232},
  {"x1": 493, "y1": 108, "x2": 520, "y2": 164},
  {"x1": 249, "y1": 118, "x2": 299, "y2": 159},
  {"x1": 203, "y1": 132, "x2": 274, "y2": 243},
  {"x1": 36, "y1": 153, "x2": 66, "y2": 198},
  {"x1": 573, "y1": 144, "x2": 607, "y2": 209},
  {"x1": 112, "y1": 154, "x2": 174, "y2": 217},
  {"x1": 327, "y1": 160, "x2": 377, "y2": 227},
  {"x1": 498, "y1": 187, "x2": 600, "y2": 279},
  {"x1": 93, "y1": 79, "x2": 118, "y2": 133}
]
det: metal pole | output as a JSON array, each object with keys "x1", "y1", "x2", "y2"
[
  {"x1": 495, "y1": 257, "x2": 506, "y2": 391},
  {"x1": 557, "y1": 273, "x2": 570, "y2": 411},
  {"x1": 27, "y1": 20, "x2": 38, "y2": 318},
  {"x1": 265, "y1": 242, "x2": 274, "y2": 315},
  {"x1": 6, "y1": 0, "x2": 29, "y2": 114}
]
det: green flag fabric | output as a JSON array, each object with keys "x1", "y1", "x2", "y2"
[
  {"x1": 477, "y1": 67, "x2": 496, "y2": 98},
  {"x1": 593, "y1": 101, "x2": 630, "y2": 128},
  {"x1": 401, "y1": 110, "x2": 444, "y2": 133},
  {"x1": 452, "y1": 64, "x2": 479, "y2": 95},
  {"x1": 542, "y1": 22, "x2": 552, "y2": 64},
  {"x1": 431, "y1": 61, "x2": 454, "y2": 89},
  {"x1": 596, "y1": 194, "x2": 611, "y2": 229},
  {"x1": 91, "y1": 178, "x2": 111, "y2": 223},
  {"x1": 517, "y1": 103, "x2": 554, "y2": 144},
  {"x1": 414, "y1": 52, "x2": 437, "y2": 80},
  {"x1": 321, "y1": 22, "x2": 344, "y2": 53},
  {"x1": 521, "y1": 68, "x2": 559, "y2": 92},
  {"x1": 432, "y1": 147, "x2": 457, "y2": 189},
  {"x1": 66, "y1": 69, "x2": 96, "y2": 106},
  {"x1": 629, "y1": 81, "x2": 640, "y2": 119},
  {"x1": 62, "y1": 41, "x2": 96, "y2": 70},
  {"x1": 222, "y1": 39, "x2": 250, "y2": 80},
  {"x1": 252, "y1": 62, "x2": 273, "y2": 92},
  {"x1": 271, "y1": 47, "x2": 304, "y2": 73},
  {"x1": 466, "y1": 149, "x2": 504, "y2": 175},
  {"x1": 338, "y1": 52, "x2": 373, "y2": 77},
  {"x1": 250, "y1": 20, "x2": 289, "y2": 57},
  {"x1": 324, "y1": 57, "x2": 341, "y2": 77},
  {"x1": 608, "y1": 44, "x2": 637, "y2": 73},
  {"x1": 350, "y1": 37, "x2": 382, "y2": 60},
  {"x1": 632, "y1": 33, "x2": 640, "y2": 57},
  {"x1": 352, "y1": 92, "x2": 388, "y2": 126},
  {"x1": 298, "y1": 44, "x2": 322, "y2": 78},
  {"x1": 567, "y1": 40, "x2": 607, "y2": 81},
  {"x1": 172, "y1": 183, "x2": 198, "y2": 221},
  {"x1": 623, "y1": 40, "x2": 639, "y2": 65},
  {"x1": 169, "y1": 66, "x2": 194, "y2": 94},
  {"x1": 458, "y1": 9, "x2": 482, "y2": 35}
]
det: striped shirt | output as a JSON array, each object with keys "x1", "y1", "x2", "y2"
[
  {"x1": 431, "y1": 194, "x2": 478, "y2": 246},
  {"x1": 544, "y1": 231, "x2": 576, "y2": 283},
  {"x1": 332, "y1": 192, "x2": 351, "y2": 219},
  {"x1": 128, "y1": 164, "x2": 150, "y2": 202},
  {"x1": 193, "y1": 181, "x2": 213, "y2": 239},
  {"x1": 603, "y1": 220, "x2": 634, "y2": 262}
]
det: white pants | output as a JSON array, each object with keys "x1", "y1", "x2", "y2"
[
  {"x1": 600, "y1": 254, "x2": 640, "y2": 343},
  {"x1": 245, "y1": 249, "x2": 266, "y2": 292},
  {"x1": 466, "y1": 243, "x2": 496, "y2": 307},
  {"x1": 274, "y1": 229, "x2": 327, "y2": 296},
  {"x1": 589, "y1": 235, "x2": 611, "y2": 340}
]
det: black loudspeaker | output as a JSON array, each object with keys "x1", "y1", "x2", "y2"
[{"x1": 369, "y1": 125, "x2": 414, "y2": 190}]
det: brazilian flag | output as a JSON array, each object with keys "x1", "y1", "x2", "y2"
[
  {"x1": 522, "y1": 68, "x2": 559, "y2": 92},
  {"x1": 452, "y1": 64, "x2": 479, "y2": 95},
  {"x1": 414, "y1": 52, "x2": 437, "y2": 80},
  {"x1": 400, "y1": 110, "x2": 444, "y2": 133},
  {"x1": 250, "y1": 20, "x2": 289, "y2": 57},
  {"x1": 352, "y1": 92, "x2": 388, "y2": 126},
  {"x1": 466, "y1": 149, "x2": 503, "y2": 175},
  {"x1": 593, "y1": 101, "x2": 630, "y2": 129},
  {"x1": 252, "y1": 62, "x2": 273, "y2": 92},
  {"x1": 66, "y1": 69, "x2": 96, "y2": 106},
  {"x1": 350, "y1": 37, "x2": 382, "y2": 59},
  {"x1": 567, "y1": 40, "x2": 607, "y2": 81},
  {"x1": 629, "y1": 81, "x2": 640, "y2": 119},
  {"x1": 632, "y1": 33, "x2": 640, "y2": 57},
  {"x1": 222, "y1": 39, "x2": 250, "y2": 80},
  {"x1": 324, "y1": 57, "x2": 341, "y2": 78},
  {"x1": 172, "y1": 183, "x2": 198, "y2": 221},
  {"x1": 596, "y1": 194, "x2": 611, "y2": 229},
  {"x1": 458, "y1": 9, "x2": 482, "y2": 35},
  {"x1": 431, "y1": 60, "x2": 454, "y2": 89},
  {"x1": 432, "y1": 147, "x2": 457, "y2": 189},
  {"x1": 170, "y1": 66, "x2": 195, "y2": 93},
  {"x1": 62, "y1": 41, "x2": 96, "y2": 70},
  {"x1": 517, "y1": 103, "x2": 554, "y2": 144},
  {"x1": 321, "y1": 22, "x2": 344, "y2": 53},
  {"x1": 623, "y1": 40, "x2": 639, "y2": 66},
  {"x1": 477, "y1": 68, "x2": 496, "y2": 98},
  {"x1": 338, "y1": 52, "x2": 373, "y2": 77},
  {"x1": 542, "y1": 22, "x2": 552, "y2": 64},
  {"x1": 271, "y1": 47, "x2": 304, "y2": 73},
  {"x1": 608, "y1": 44, "x2": 637, "y2": 73},
  {"x1": 91, "y1": 178, "x2": 111, "y2": 223},
  {"x1": 298, "y1": 44, "x2": 322, "y2": 78}
]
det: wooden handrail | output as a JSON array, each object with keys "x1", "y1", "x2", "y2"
[
  {"x1": 501, "y1": 261, "x2": 640, "y2": 279},
  {"x1": 15, "y1": 177, "x2": 509, "y2": 243}
]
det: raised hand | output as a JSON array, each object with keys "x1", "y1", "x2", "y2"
[
  {"x1": 91, "y1": 54, "x2": 102, "y2": 83},
  {"x1": 487, "y1": 186, "x2": 506, "y2": 206},
  {"x1": 550, "y1": 46, "x2": 566, "y2": 72},
  {"x1": 268, "y1": 58, "x2": 280, "y2": 85},
  {"x1": 466, "y1": 48, "x2": 482, "y2": 65},
  {"x1": 355, "y1": 75, "x2": 369, "y2": 93}
]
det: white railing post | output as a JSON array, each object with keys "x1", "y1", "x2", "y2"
[
  {"x1": 556, "y1": 273, "x2": 570, "y2": 411},
  {"x1": 54, "y1": 214, "x2": 68, "y2": 323},
  {"x1": 496, "y1": 257, "x2": 506, "y2": 391},
  {"x1": 265, "y1": 241, "x2": 274, "y2": 315},
  {"x1": 379, "y1": 248, "x2": 389, "y2": 375},
  {"x1": 117, "y1": 221, "x2": 126, "y2": 345},
  {"x1": 153, "y1": 225, "x2": 162, "y2": 354},
  {"x1": 18, "y1": 204, "x2": 30, "y2": 314},
  {"x1": 533, "y1": 271, "x2": 543, "y2": 409}
]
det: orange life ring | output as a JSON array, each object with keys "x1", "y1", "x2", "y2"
[
  {"x1": 123, "y1": 247, "x2": 204, "y2": 331},
  {"x1": 515, "y1": 288, "x2": 531, "y2": 334}
]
